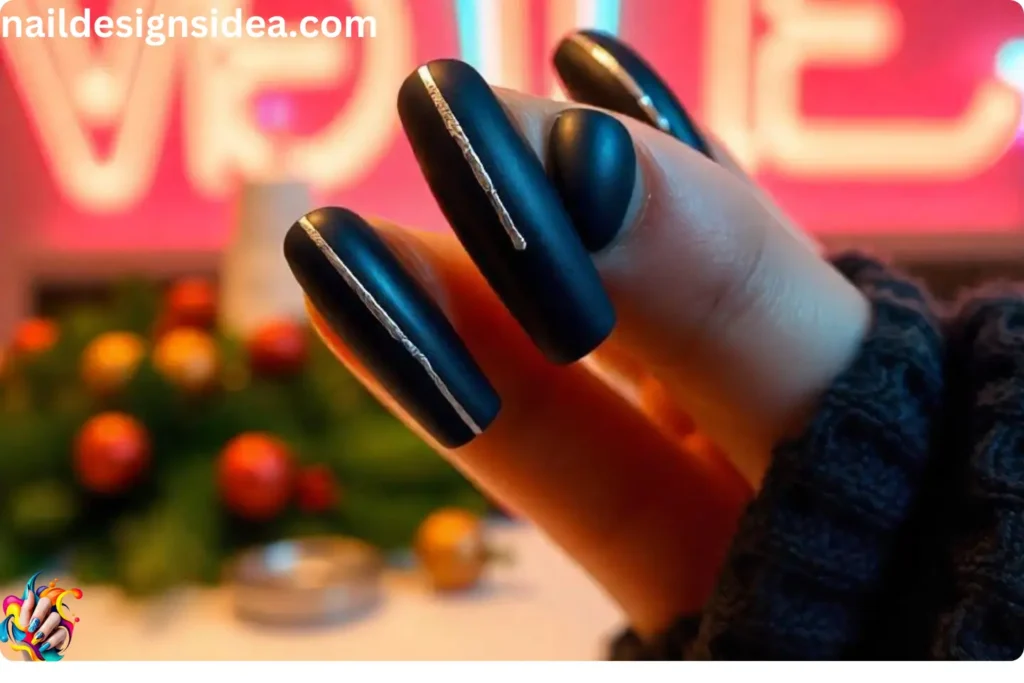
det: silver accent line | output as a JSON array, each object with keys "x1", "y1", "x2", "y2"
[
  {"x1": 416, "y1": 64, "x2": 527, "y2": 252},
  {"x1": 297, "y1": 216, "x2": 483, "y2": 436},
  {"x1": 569, "y1": 34, "x2": 672, "y2": 133}
]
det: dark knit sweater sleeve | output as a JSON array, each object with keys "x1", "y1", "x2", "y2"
[
  {"x1": 610, "y1": 254, "x2": 945, "y2": 660},
  {"x1": 928, "y1": 287, "x2": 1024, "y2": 660}
]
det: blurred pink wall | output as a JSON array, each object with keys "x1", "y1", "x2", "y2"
[{"x1": 0, "y1": 0, "x2": 1022, "y2": 334}]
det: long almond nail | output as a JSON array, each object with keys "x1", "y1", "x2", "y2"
[
  {"x1": 284, "y1": 207, "x2": 500, "y2": 448},
  {"x1": 397, "y1": 59, "x2": 615, "y2": 364},
  {"x1": 553, "y1": 30, "x2": 713, "y2": 157}
]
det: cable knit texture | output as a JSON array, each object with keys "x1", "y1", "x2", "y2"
[
  {"x1": 928, "y1": 285, "x2": 1024, "y2": 660},
  {"x1": 608, "y1": 254, "x2": 947, "y2": 660}
]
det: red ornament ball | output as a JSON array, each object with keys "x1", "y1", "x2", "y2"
[
  {"x1": 218, "y1": 433, "x2": 295, "y2": 520},
  {"x1": 12, "y1": 318, "x2": 59, "y2": 357},
  {"x1": 296, "y1": 465, "x2": 339, "y2": 514},
  {"x1": 165, "y1": 278, "x2": 217, "y2": 330},
  {"x1": 247, "y1": 319, "x2": 309, "y2": 377},
  {"x1": 74, "y1": 413, "x2": 151, "y2": 495}
]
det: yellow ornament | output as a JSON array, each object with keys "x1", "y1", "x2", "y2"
[
  {"x1": 152, "y1": 327, "x2": 219, "y2": 392},
  {"x1": 415, "y1": 508, "x2": 506, "y2": 592},
  {"x1": 81, "y1": 332, "x2": 146, "y2": 395}
]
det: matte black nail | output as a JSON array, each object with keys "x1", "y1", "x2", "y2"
[
  {"x1": 284, "y1": 207, "x2": 500, "y2": 448},
  {"x1": 553, "y1": 30, "x2": 713, "y2": 157},
  {"x1": 548, "y1": 109, "x2": 637, "y2": 253},
  {"x1": 397, "y1": 59, "x2": 615, "y2": 364}
]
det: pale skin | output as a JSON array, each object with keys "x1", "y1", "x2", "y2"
[
  {"x1": 17, "y1": 587, "x2": 68, "y2": 653},
  {"x1": 309, "y1": 90, "x2": 871, "y2": 637}
]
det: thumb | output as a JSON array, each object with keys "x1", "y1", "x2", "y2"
[{"x1": 398, "y1": 60, "x2": 870, "y2": 487}]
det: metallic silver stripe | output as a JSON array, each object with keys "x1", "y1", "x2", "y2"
[
  {"x1": 416, "y1": 64, "x2": 527, "y2": 251},
  {"x1": 570, "y1": 34, "x2": 672, "y2": 133},
  {"x1": 297, "y1": 216, "x2": 482, "y2": 436}
]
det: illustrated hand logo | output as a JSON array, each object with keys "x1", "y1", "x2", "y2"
[
  {"x1": 20, "y1": 583, "x2": 68, "y2": 654},
  {"x1": 1, "y1": 573, "x2": 83, "y2": 661}
]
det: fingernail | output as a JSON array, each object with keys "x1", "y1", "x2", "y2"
[
  {"x1": 23, "y1": 572, "x2": 38, "y2": 600},
  {"x1": 284, "y1": 207, "x2": 500, "y2": 448},
  {"x1": 553, "y1": 30, "x2": 713, "y2": 157},
  {"x1": 39, "y1": 643, "x2": 51, "y2": 653},
  {"x1": 29, "y1": 619, "x2": 39, "y2": 632},
  {"x1": 398, "y1": 59, "x2": 615, "y2": 364},
  {"x1": 548, "y1": 109, "x2": 637, "y2": 253}
]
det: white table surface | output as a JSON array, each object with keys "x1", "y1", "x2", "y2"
[{"x1": 13, "y1": 522, "x2": 625, "y2": 661}]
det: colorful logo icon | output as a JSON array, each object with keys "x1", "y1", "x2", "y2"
[{"x1": 1, "y1": 573, "x2": 83, "y2": 662}]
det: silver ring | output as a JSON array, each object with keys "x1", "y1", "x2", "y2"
[{"x1": 229, "y1": 536, "x2": 385, "y2": 626}]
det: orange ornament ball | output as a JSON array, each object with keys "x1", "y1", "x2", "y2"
[
  {"x1": 152, "y1": 327, "x2": 219, "y2": 392},
  {"x1": 165, "y1": 278, "x2": 217, "y2": 330},
  {"x1": 12, "y1": 318, "x2": 58, "y2": 357},
  {"x1": 74, "y1": 413, "x2": 151, "y2": 495},
  {"x1": 218, "y1": 433, "x2": 295, "y2": 521},
  {"x1": 415, "y1": 508, "x2": 491, "y2": 592},
  {"x1": 247, "y1": 319, "x2": 309, "y2": 377},
  {"x1": 81, "y1": 332, "x2": 146, "y2": 396}
]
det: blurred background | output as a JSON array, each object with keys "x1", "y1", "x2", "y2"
[{"x1": 0, "y1": 0, "x2": 1022, "y2": 661}]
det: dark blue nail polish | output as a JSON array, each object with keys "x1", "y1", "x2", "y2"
[
  {"x1": 284, "y1": 207, "x2": 500, "y2": 448},
  {"x1": 29, "y1": 618, "x2": 39, "y2": 632},
  {"x1": 548, "y1": 108, "x2": 637, "y2": 253},
  {"x1": 553, "y1": 30, "x2": 713, "y2": 158},
  {"x1": 398, "y1": 59, "x2": 616, "y2": 364}
]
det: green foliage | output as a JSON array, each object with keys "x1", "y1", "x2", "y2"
[
  {"x1": 331, "y1": 415, "x2": 466, "y2": 489},
  {"x1": 0, "y1": 279, "x2": 489, "y2": 594},
  {"x1": 8, "y1": 480, "x2": 78, "y2": 541}
]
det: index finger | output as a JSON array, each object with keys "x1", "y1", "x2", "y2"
[{"x1": 17, "y1": 587, "x2": 35, "y2": 631}]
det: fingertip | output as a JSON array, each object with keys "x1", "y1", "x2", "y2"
[
  {"x1": 287, "y1": 207, "x2": 500, "y2": 449},
  {"x1": 553, "y1": 30, "x2": 713, "y2": 156},
  {"x1": 548, "y1": 108, "x2": 639, "y2": 253}
]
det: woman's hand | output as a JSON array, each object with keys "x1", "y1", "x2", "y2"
[
  {"x1": 17, "y1": 580, "x2": 69, "y2": 654},
  {"x1": 286, "y1": 33, "x2": 870, "y2": 637}
]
